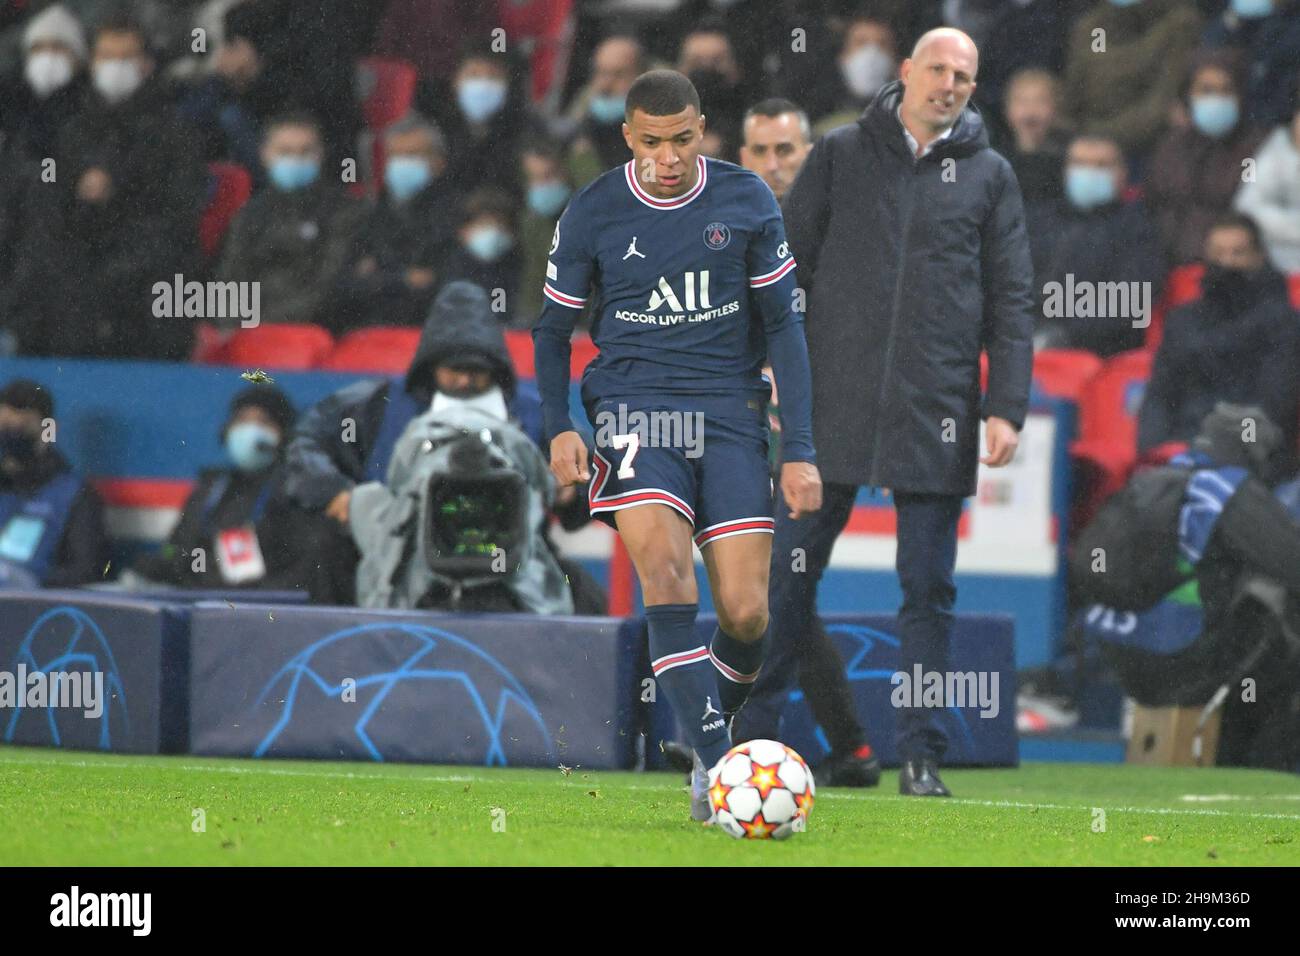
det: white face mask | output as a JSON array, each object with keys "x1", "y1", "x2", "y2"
[
  {"x1": 93, "y1": 58, "x2": 143, "y2": 104},
  {"x1": 25, "y1": 50, "x2": 74, "y2": 98},
  {"x1": 841, "y1": 43, "x2": 895, "y2": 100},
  {"x1": 431, "y1": 386, "x2": 508, "y2": 421}
]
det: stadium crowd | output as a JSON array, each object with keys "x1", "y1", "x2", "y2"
[{"x1": 1, "y1": 0, "x2": 1299, "y2": 619}]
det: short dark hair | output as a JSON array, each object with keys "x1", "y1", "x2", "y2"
[
  {"x1": 263, "y1": 111, "x2": 323, "y2": 143},
  {"x1": 95, "y1": 4, "x2": 150, "y2": 49},
  {"x1": 625, "y1": 69, "x2": 700, "y2": 121},
  {"x1": 0, "y1": 379, "x2": 54, "y2": 420},
  {"x1": 460, "y1": 187, "x2": 516, "y2": 230},
  {"x1": 520, "y1": 137, "x2": 565, "y2": 165},
  {"x1": 1207, "y1": 211, "x2": 1263, "y2": 252},
  {"x1": 744, "y1": 98, "x2": 812, "y2": 142}
]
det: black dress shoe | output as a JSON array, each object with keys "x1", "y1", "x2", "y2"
[
  {"x1": 898, "y1": 759, "x2": 951, "y2": 797},
  {"x1": 821, "y1": 744, "x2": 882, "y2": 788}
]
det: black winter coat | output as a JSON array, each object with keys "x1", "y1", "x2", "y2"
[
  {"x1": 1138, "y1": 268, "x2": 1300, "y2": 454},
  {"x1": 783, "y1": 81, "x2": 1035, "y2": 494}
]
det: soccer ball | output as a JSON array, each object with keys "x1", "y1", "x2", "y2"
[{"x1": 707, "y1": 739, "x2": 815, "y2": 840}]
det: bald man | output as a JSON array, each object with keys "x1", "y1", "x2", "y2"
[{"x1": 736, "y1": 29, "x2": 1035, "y2": 796}]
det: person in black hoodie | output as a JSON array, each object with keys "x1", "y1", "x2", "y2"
[
  {"x1": 129, "y1": 384, "x2": 328, "y2": 594},
  {"x1": 217, "y1": 113, "x2": 365, "y2": 328},
  {"x1": 3, "y1": 9, "x2": 206, "y2": 359},
  {"x1": 286, "y1": 281, "x2": 600, "y2": 609},
  {"x1": 332, "y1": 113, "x2": 458, "y2": 332},
  {"x1": 0, "y1": 379, "x2": 107, "y2": 590},
  {"x1": 1139, "y1": 212, "x2": 1300, "y2": 456}
]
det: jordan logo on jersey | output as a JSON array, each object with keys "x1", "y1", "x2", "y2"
[{"x1": 623, "y1": 237, "x2": 646, "y2": 260}]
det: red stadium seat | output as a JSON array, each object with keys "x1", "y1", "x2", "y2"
[
  {"x1": 357, "y1": 57, "x2": 417, "y2": 131},
  {"x1": 1032, "y1": 349, "x2": 1103, "y2": 402},
  {"x1": 199, "y1": 162, "x2": 252, "y2": 259},
  {"x1": 1069, "y1": 349, "x2": 1154, "y2": 523},
  {"x1": 210, "y1": 324, "x2": 335, "y2": 370},
  {"x1": 320, "y1": 327, "x2": 423, "y2": 374},
  {"x1": 1147, "y1": 263, "x2": 1204, "y2": 350},
  {"x1": 498, "y1": 0, "x2": 576, "y2": 106},
  {"x1": 504, "y1": 329, "x2": 599, "y2": 380},
  {"x1": 1289, "y1": 273, "x2": 1300, "y2": 309}
]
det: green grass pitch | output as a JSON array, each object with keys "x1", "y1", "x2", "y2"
[{"x1": 2, "y1": 745, "x2": 1298, "y2": 865}]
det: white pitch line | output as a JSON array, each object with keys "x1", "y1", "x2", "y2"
[
  {"x1": 1180, "y1": 793, "x2": 1300, "y2": 802},
  {"x1": 3, "y1": 755, "x2": 1300, "y2": 822}
]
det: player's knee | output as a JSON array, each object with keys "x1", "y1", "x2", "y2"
[
  {"x1": 718, "y1": 595, "x2": 769, "y2": 642},
  {"x1": 639, "y1": 560, "x2": 696, "y2": 602}
]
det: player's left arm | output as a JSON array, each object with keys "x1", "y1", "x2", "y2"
[
  {"x1": 748, "y1": 187, "x2": 822, "y2": 517},
  {"x1": 978, "y1": 162, "x2": 1036, "y2": 467}
]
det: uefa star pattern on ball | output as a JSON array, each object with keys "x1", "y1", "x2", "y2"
[{"x1": 707, "y1": 739, "x2": 815, "y2": 840}]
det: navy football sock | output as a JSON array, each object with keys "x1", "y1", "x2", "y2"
[
  {"x1": 710, "y1": 624, "x2": 766, "y2": 719},
  {"x1": 646, "y1": 603, "x2": 731, "y2": 768}
]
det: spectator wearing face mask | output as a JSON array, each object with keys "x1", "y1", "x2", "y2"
[
  {"x1": 1, "y1": 9, "x2": 205, "y2": 359},
  {"x1": 0, "y1": 379, "x2": 107, "y2": 590},
  {"x1": 1, "y1": 4, "x2": 89, "y2": 161},
  {"x1": 516, "y1": 139, "x2": 573, "y2": 324},
  {"x1": 436, "y1": 188, "x2": 520, "y2": 322},
  {"x1": 1138, "y1": 213, "x2": 1300, "y2": 455},
  {"x1": 333, "y1": 113, "x2": 456, "y2": 332},
  {"x1": 1234, "y1": 101, "x2": 1300, "y2": 273},
  {"x1": 565, "y1": 33, "x2": 647, "y2": 188},
  {"x1": 1032, "y1": 133, "x2": 1165, "y2": 356},
  {"x1": 128, "y1": 385, "x2": 322, "y2": 593},
  {"x1": 675, "y1": 21, "x2": 751, "y2": 159},
  {"x1": 812, "y1": 13, "x2": 899, "y2": 137},
  {"x1": 1203, "y1": 0, "x2": 1300, "y2": 129},
  {"x1": 217, "y1": 114, "x2": 365, "y2": 328},
  {"x1": 1146, "y1": 54, "x2": 1265, "y2": 266},
  {"x1": 438, "y1": 42, "x2": 547, "y2": 197}
]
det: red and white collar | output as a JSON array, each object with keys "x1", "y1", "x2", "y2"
[{"x1": 623, "y1": 155, "x2": 708, "y2": 210}]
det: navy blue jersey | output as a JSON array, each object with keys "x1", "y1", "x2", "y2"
[{"x1": 533, "y1": 155, "x2": 816, "y2": 462}]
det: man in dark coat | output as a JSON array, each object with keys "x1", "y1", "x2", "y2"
[
  {"x1": 217, "y1": 113, "x2": 365, "y2": 328},
  {"x1": 1032, "y1": 133, "x2": 1166, "y2": 357},
  {"x1": 1138, "y1": 212, "x2": 1300, "y2": 457},
  {"x1": 736, "y1": 29, "x2": 1035, "y2": 797},
  {"x1": 3, "y1": 11, "x2": 205, "y2": 359}
]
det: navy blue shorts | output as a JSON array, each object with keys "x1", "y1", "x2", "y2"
[{"x1": 585, "y1": 394, "x2": 775, "y2": 549}]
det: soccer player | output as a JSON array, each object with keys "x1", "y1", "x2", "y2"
[{"x1": 533, "y1": 70, "x2": 822, "y2": 821}]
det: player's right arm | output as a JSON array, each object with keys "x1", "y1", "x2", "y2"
[{"x1": 532, "y1": 200, "x2": 595, "y2": 486}]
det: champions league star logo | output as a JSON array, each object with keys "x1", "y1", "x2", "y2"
[
  {"x1": 703, "y1": 222, "x2": 731, "y2": 250},
  {"x1": 248, "y1": 622, "x2": 553, "y2": 765}
]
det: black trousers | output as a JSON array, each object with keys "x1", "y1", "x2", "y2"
[{"x1": 733, "y1": 481, "x2": 964, "y2": 762}]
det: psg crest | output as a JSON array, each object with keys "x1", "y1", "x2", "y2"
[{"x1": 703, "y1": 222, "x2": 731, "y2": 250}]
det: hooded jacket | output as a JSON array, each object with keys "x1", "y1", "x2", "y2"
[
  {"x1": 1138, "y1": 266, "x2": 1300, "y2": 454},
  {"x1": 783, "y1": 80, "x2": 1035, "y2": 494},
  {"x1": 284, "y1": 281, "x2": 520, "y2": 512}
]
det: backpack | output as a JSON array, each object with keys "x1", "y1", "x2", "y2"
[{"x1": 1069, "y1": 465, "x2": 1191, "y2": 612}]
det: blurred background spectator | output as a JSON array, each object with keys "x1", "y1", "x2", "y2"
[
  {"x1": 0, "y1": 378, "x2": 106, "y2": 589},
  {"x1": 1032, "y1": 132, "x2": 1165, "y2": 356},
  {"x1": 1234, "y1": 99, "x2": 1300, "y2": 273},
  {"x1": 1138, "y1": 213, "x2": 1300, "y2": 455},
  {"x1": 1145, "y1": 51, "x2": 1265, "y2": 265}
]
